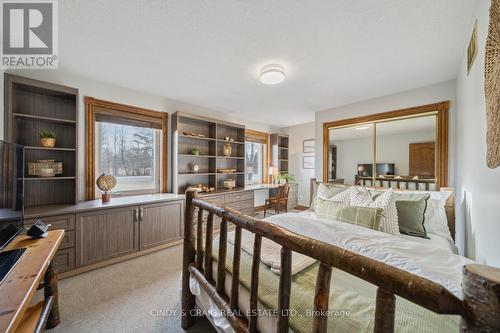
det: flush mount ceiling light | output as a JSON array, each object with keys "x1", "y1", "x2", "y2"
[
  {"x1": 259, "y1": 64, "x2": 286, "y2": 85},
  {"x1": 355, "y1": 125, "x2": 371, "y2": 130}
]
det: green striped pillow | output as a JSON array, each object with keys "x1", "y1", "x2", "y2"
[{"x1": 315, "y1": 198, "x2": 383, "y2": 230}]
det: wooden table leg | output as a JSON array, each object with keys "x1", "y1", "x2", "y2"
[{"x1": 44, "y1": 260, "x2": 60, "y2": 329}]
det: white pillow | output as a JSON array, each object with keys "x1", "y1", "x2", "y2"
[
  {"x1": 351, "y1": 187, "x2": 400, "y2": 235},
  {"x1": 329, "y1": 186, "x2": 355, "y2": 203},
  {"x1": 393, "y1": 190, "x2": 453, "y2": 241}
]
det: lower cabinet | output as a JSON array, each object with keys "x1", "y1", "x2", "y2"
[
  {"x1": 75, "y1": 200, "x2": 184, "y2": 270},
  {"x1": 140, "y1": 201, "x2": 183, "y2": 250},
  {"x1": 76, "y1": 206, "x2": 140, "y2": 267}
]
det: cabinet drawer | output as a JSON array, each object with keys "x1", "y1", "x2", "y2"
[
  {"x1": 225, "y1": 199, "x2": 254, "y2": 211},
  {"x1": 55, "y1": 248, "x2": 75, "y2": 273},
  {"x1": 25, "y1": 214, "x2": 75, "y2": 231},
  {"x1": 225, "y1": 191, "x2": 253, "y2": 204},
  {"x1": 202, "y1": 195, "x2": 224, "y2": 206}
]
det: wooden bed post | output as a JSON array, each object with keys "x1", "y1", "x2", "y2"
[
  {"x1": 461, "y1": 264, "x2": 500, "y2": 332},
  {"x1": 181, "y1": 189, "x2": 197, "y2": 329}
]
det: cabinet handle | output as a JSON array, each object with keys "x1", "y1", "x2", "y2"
[
  {"x1": 134, "y1": 209, "x2": 139, "y2": 222},
  {"x1": 139, "y1": 208, "x2": 144, "y2": 221}
]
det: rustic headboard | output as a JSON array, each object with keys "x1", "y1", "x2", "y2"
[{"x1": 309, "y1": 178, "x2": 456, "y2": 241}]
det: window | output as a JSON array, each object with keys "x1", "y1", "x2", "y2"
[
  {"x1": 245, "y1": 129, "x2": 269, "y2": 185},
  {"x1": 95, "y1": 122, "x2": 160, "y2": 195},
  {"x1": 85, "y1": 97, "x2": 168, "y2": 200}
]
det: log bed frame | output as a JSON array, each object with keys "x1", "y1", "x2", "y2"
[{"x1": 181, "y1": 188, "x2": 500, "y2": 333}]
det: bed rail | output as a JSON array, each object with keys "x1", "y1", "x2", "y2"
[{"x1": 181, "y1": 189, "x2": 500, "y2": 333}]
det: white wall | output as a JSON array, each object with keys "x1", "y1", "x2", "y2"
[
  {"x1": 455, "y1": 0, "x2": 500, "y2": 266},
  {"x1": 315, "y1": 80, "x2": 457, "y2": 186},
  {"x1": 281, "y1": 122, "x2": 315, "y2": 206},
  {"x1": 1, "y1": 70, "x2": 278, "y2": 200},
  {"x1": 334, "y1": 130, "x2": 435, "y2": 184}
]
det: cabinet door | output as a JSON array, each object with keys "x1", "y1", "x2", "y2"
[
  {"x1": 140, "y1": 201, "x2": 183, "y2": 250},
  {"x1": 76, "y1": 206, "x2": 139, "y2": 267}
]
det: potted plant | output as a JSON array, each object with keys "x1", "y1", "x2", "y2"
[
  {"x1": 278, "y1": 173, "x2": 295, "y2": 184},
  {"x1": 191, "y1": 148, "x2": 200, "y2": 155},
  {"x1": 40, "y1": 130, "x2": 56, "y2": 148}
]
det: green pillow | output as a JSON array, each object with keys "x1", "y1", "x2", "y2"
[
  {"x1": 315, "y1": 199, "x2": 383, "y2": 231},
  {"x1": 396, "y1": 196, "x2": 430, "y2": 238}
]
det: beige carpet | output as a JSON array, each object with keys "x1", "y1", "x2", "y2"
[
  {"x1": 45, "y1": 210, "x2": 301, "y2": 333},
  {"x1": 45, "y1": 244, "x2": 215, "y2": 333}
]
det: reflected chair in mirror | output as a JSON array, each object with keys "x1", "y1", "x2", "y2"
[{"x1": 264, "y1": 184, "x2": 290, "y2": 217}]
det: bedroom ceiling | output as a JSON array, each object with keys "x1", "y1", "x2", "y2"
[{"x1": 58, "y1": 0, "x2": 475, "y2": 127}]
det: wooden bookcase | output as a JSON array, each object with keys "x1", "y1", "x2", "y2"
[
  {"x1": 171, "y1": 112, "x2": 246, "y2": 194},
  {"x1": 270, "y1": 133, "x2": 289, "y2": 174},
  {"x1": 4, "y1": 74, "x2": 79, "y2": 207}
]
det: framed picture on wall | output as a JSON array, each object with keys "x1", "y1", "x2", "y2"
[
  {"x1": 303, "y1": 139, "x2": 315, "y2": 153},
  {"x1": 303, "y1": 156, "x2": 314, "y2": 169}
]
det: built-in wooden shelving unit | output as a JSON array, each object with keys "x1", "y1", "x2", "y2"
[
  {"x1": 171, "y1": 112, "x2": 246, "y2": 194},
  {"x1": 4, "y1": 74, "x2": 79, "y2": 207},
  {"x1": 270, "y1": 133, "x2": 289, "y2": 174}
]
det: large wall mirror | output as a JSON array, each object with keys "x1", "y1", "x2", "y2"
[{"x1": 323, "y1": 102, "x2": 449, "y2": 189}]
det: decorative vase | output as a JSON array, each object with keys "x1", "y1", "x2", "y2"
[
  {"x1": 223, "y1": 143, "x2": 232, "y2": 157},
  {"x1": 192, "y1": 164, "x2": 200, "y2": 173},
  {"x1": 40, "y1": 138, "x2": 56, "y2": 148}
]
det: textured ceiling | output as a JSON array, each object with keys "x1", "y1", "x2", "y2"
[{"x1": 59, "y1": 0, "x2": 476, "y2": 127}]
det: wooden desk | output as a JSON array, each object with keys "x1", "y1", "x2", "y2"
[{"x1": 0, "y1": 230, "x2": 64, "y2": 333}]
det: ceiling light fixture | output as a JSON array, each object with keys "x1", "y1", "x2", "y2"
[
  {"x1": 355, "y1": 126, "x2": 371, "y2": 130},
  {"x1": 259, "y1": 64, "x2": 286, "y2": 85}
]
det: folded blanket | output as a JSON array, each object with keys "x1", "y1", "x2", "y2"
[{"x1": 226, "y1": 229, "x2": 316, "y2": 275}]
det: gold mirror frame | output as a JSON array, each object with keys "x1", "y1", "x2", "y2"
[{"x1": 322, "y1": 101, "x2": 449, "y2": 188}]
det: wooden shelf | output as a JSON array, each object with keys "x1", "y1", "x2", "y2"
[
  {"x1": 13, "y1": 112, "x2": 76, "y2": 124},
  {"x1": 5, "y1": 74, "x2": 79, "y2": 207},
  {"x1": 24, "y1": 146, "x2": 76, "y2": 152},
  {"x1": 217, "y1": 139, "x2": 245, "y2": 145},
  {"x1": 179, "y1": 154, "x2": 216, "y2": 158},
  {"x1": 217, "y1": 172, "x2": 244, "y2": 175},
  {"x1": 22, "y1": 177, "x2": 76, "y2": 181},
  {"x1": 278, "y1": 146, "x2": 288, "y2": 150},
  {"x1": 179, "y1": 134, "x2": 216, "y2": 141},
  {"x1": 217, "y1": 156, "x2": 244, "y2": 159},
  {"x1": 178, "y1": 172, "x2": 216, "y2": 176},
  {"x1": 172, "y1": 111, "x2": 246, "y2": 193}
]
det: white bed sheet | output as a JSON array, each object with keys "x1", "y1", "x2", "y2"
[{"x1": 190, "y1": 210, "x2": 468, "y2": 333}]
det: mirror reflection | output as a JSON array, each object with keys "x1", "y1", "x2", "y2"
[
  {"x1": 328, "y1": 115, "x2": 437, "y2": 190},
  {"x1": 328, "y1": 124, "x2": 374, "y2": 184}
]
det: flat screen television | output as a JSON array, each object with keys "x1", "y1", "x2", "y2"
[
  {"x1": 0, "y1": 141, "x2": 24, "y2": 250},
  {"x1": 357, "y1": 163, "x2": 395, "y2": 177}
]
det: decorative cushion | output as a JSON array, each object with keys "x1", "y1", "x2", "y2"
[
  {"x1": 396, "y1": 195, "x2": 430, "y2": 238},
  {"x1": 316, "y1": 183, "x2": 347, "y2": 200},
  {"x1": 351, "y1": 187, "x2": 400, "y2": 235},
  {"x1": 309, "y1": 182, "x2": 349, "y2": 211},
  {"x1": 315, "y1": 199, "x2": 383, "y2": 230},
  {"x1": 370, "y1": 189, "x2": 453, "y2": 241},
  {"x1": 329, "y1": 186, "x2": 355, "y2": 203}
]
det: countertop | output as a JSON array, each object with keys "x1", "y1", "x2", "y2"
[{"x1": 25, "y1": 193, "x2": 185, "y2": 218}]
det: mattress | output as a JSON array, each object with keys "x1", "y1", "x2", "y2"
[{"x1": 190, "y1": 211, "x2": 465, "y2": 333}]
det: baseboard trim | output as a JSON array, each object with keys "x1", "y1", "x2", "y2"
[{"x1": 295, "y1": 205, "x2": 309, "y2": 211}]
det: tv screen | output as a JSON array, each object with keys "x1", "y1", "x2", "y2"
[
  {"x1": 357, "y1": 163, "x2": 396, "y2": 177},
  {"x1": 0, "y1": 141, "x2": 24, "y2": 233}
]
